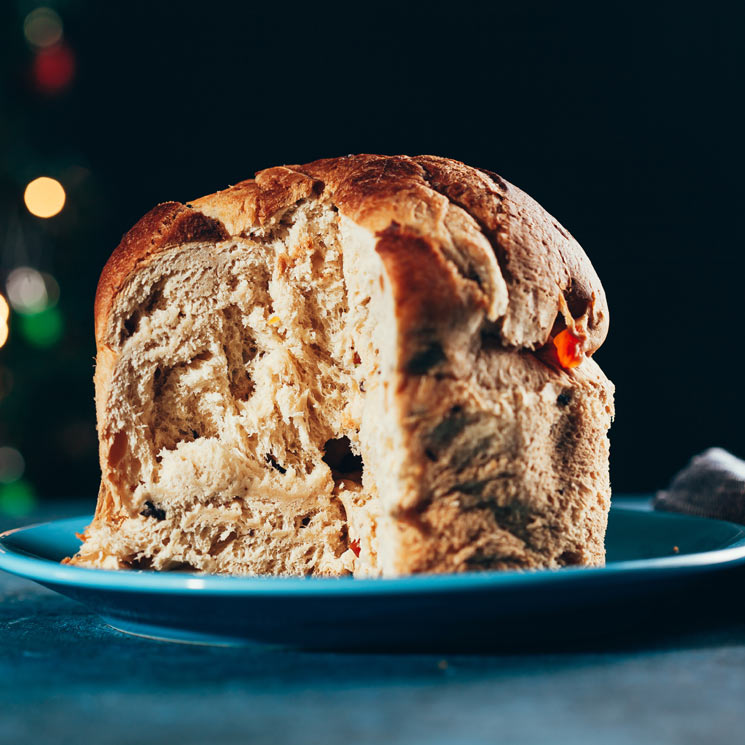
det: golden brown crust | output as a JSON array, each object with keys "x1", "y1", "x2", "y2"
[
  {"x1": 414, "y1": 157, "x2": 608, "y2": 351},
  {"x1": 95, "y1": 202, "x2": 229, "y2": 344},
  {"x1": 189, "y1": 166, "x2": 323, "y2": 236},
  {"x1": 374, "y1": 223, "x2": 481, "y2": 376},
  {"x1": 94, "y1": 154, "x2": 609, "y2": 359},
  {"x1": 291, "y1": 155, "x2": 608, "y2": 352}
]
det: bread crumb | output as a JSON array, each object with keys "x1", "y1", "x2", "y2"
[
  {"x1": 673, "y1": 545, "x2": 680, "y2": 554},
  {"x1": 437, "y1": 659, "x2": 449, "y2": 670}
]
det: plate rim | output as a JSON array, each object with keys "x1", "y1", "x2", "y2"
[{"x1": 2, "y1": 504, "x2": 745, "y2": 596}]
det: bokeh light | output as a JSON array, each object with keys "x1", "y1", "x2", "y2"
[
  {"x1": 4, "y1": 268, "x2": 64, "y2": 347},
  {"x1": 23, "y1": 7, "x2": 63, "y2": 49},
  {"x1": 24, "y1": 176, "x2": 66, "y2": 218},
  {"x1": 42, "y1": 273, "x2": 60, "y2": 307},
  {"x1": 0, "y1": 447, "x2": 25, "y2": 484},
  {"x1": 0, "y1": 294, "x2": 9, "y2": 349},
  {"x1": 0, "y1": 480, "x2": 37, "y2": 517},
  {"x1": 6, "y1": 267, "x2": 48, "y2": 314},
  {"x1": 19, "y1": 306, "x2": 63, "y2": 347},
  {"x1": 32, "y1": 42, "x2": 75, "y2": 94}
]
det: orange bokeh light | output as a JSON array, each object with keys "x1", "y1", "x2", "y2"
[
  {"x1": 24, "y1": 177, "x2": 66, "y2": 218},
  {"x1": 0, "y1": 295, "x2": 9, "y2": 349}
]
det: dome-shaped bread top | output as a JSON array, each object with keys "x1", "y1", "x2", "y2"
[{"x1": 96, "y1": 154, "x2": 608, "y2": 357}]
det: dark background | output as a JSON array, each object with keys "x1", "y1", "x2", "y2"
[{"x1": 1, "y1": 0, "x2": 743, "y2": 512}]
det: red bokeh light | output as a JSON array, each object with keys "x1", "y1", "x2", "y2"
[{"x1": 32, "y1": 43, "x2": 75, "y2": 94}]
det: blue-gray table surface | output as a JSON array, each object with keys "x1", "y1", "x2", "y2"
[{"x1": 2, "y1": 499, "x2": 745, "y2": 745}]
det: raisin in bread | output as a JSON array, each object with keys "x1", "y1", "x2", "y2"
[{"x1": 68, "y1": 154, "x2": 614, "y2": 577}]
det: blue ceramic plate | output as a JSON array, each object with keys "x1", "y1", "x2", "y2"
[{"x1": 2, "y1": 498, "x2": 745, "y2": 649}]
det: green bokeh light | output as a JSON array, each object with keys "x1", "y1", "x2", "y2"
[
  {"x1": 18, "y1": 306, "x2": 63, "y2": 347},
  {"x1": 0, "y1": 479, "x2": 37, "y2": 517}
]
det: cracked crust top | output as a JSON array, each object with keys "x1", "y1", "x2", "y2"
[{"x1": 95, "y1": 154, "x2": 609, "y2": 359}]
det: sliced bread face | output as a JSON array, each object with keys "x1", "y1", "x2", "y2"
[{"x1": 70, "y1": 155, "x2": 613, "y2": 577}]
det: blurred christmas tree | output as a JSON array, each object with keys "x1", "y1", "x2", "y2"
[{"x1": 1, "y1": 1, "x2": 103, "y2": 515}]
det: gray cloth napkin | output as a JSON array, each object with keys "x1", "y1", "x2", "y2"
[{"x1": 654, "y1": 447, "x2": 745, "y2": 524}]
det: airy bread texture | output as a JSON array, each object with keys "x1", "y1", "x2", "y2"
[{"x1": 69, "y1": 155, "x2": 614, "y2": 577}]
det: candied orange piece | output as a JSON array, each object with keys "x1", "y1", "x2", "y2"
[
  {"x1": 553, "y1": 329, "x2": 584, "y2": 369},
  {"x1": 350, "y1": 538, "x2": 361, "y2": 557}
]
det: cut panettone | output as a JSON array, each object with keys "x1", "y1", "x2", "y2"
[{"x1": 68, "y1": 154, "x2": 614, "y2": 577}]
